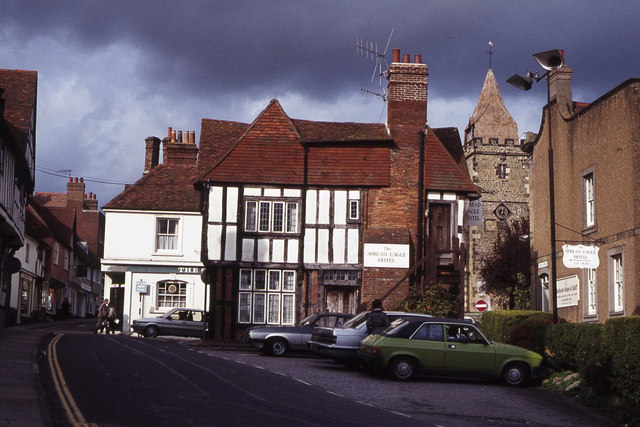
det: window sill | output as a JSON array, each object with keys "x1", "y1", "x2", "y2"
[{"x1": 152, "y1": 252, "x2": 184, "y2": 257}]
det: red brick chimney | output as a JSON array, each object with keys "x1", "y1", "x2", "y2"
[
  {"x1": 387, "y1": 48, "x2": 429, "y2": 135},
  {"x1": 67, "y1": 177, "x2": 85, "y2": 210},
  {"x1": 162, "y1": 127, "x2": 198, "y2": 166},
  {"x1": 144, "y1": 136, "x2": 161, "y2": 174},
  {"x1": 84, "y1": 192, "x2": 99, "y2": 211}
]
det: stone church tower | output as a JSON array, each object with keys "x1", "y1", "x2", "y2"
[{"x1": 463, "y1": 68, "x2": 530, "y2": 314}]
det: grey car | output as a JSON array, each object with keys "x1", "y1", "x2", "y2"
[
  {"x1": 131, "y1": 308, "x2": 208, "y2": 339},
  {"x1": 246, "y1": 312, "x2": 353, "y2": 356},
  {"x1": 309, "y1": 311, "x2": 432, "y2": 365}
]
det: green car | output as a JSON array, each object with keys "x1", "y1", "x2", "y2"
[{"x1": 358, "y1": 317, "x2": 544, "y2": 386}]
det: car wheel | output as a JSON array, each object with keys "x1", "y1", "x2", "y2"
[
  {"x1": 389, "y1": 356, "x2": 416, "y2": 381},
  {"x1": 503, "y1": 363, "x2": 529, "y2": 387},
  {"x1": 267, "y1": 338, "x2": 288, "y2": 356},
  {"x1": 144, "y1": 325, "x2": 159, "y2": 338}
]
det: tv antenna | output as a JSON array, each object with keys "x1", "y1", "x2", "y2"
[{"x1": 356, "y1": 28, "x2": 394, "y2": 102}]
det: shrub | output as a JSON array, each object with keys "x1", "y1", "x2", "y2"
[
  {"x1": 397, "y1": 284, "x2": 456, "y2": 318},
  {"x1": 508, "y1": 312, "x2": 554, "y2": 355}
]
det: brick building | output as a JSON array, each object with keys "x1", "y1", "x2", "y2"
[
  {"x1": 196, "y1": 49, "x2": 478, "y2": 339},
  {"x1": 463, "y1": 68, "x2": 530, "y2": 313},
  {"x1": 525, "y1": 64, "x2": 640, "y2": 322},
  {"x1": 0, "y1": 69, "x2": 37, "y2": 328}
]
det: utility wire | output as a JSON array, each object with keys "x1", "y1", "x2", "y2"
[{"x1": 35, "y1": 166, "x2": 130, "y2": 186}]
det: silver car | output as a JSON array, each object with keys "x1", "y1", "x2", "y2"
[
  {"x1": 309, "y1": 311, "x2": 431, "y2": 365},
  {"x1": 131, "y1": 308, "x2": 208, "y2": 339},
  {"x1": 245, "y1": 312, "x2": 353, "y2": 356}
]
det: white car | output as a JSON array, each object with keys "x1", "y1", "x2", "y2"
[{"x1": 309, "y1": 311, "x2": 431, "y2": 365}]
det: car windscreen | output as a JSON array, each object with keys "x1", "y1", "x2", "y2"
[
  {"x1": 299, "y1": 314, "x2": 318, "y2": 326},
  {"x1": 341, "y1": 311, "x2": 368, "y2": 328}
]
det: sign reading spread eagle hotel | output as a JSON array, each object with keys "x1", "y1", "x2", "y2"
[{"x1": 364, "y1": 244, "x2": 410, "y2": 268}]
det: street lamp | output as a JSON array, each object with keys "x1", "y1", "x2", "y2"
[{"x1": 507, "y1": 49, "x2": 564, "y2": 323}]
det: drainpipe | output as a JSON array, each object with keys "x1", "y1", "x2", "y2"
[{"x1": 417, "y1": 129, "x2": 425, "y2": 290}]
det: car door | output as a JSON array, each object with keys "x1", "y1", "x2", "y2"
[
  {"x1": 407, "y1": 323, "x2": 446, "y2": 372},
  {"x1": 168, "y1": 309, "x2": 192, "y2": 337},
  {"x1": 443, "y1": 323, "x2": 496, "y2": 375},
  {"x1": 182, "y1": 310, "x2": 206, "y2": 337}
]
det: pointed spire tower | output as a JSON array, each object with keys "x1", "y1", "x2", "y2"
[{"x1": 463, "y1": 58, "x2": 531, "y2": 316}]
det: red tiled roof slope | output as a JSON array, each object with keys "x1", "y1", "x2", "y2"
[
  {"x1": 0, "y1": 69, "x2": 38, "y2": 149},
  {"x1": 32, "y1": 192, "x2": 67, "y2": 208},
  {"x1": 103, "y1": 164, "x2": 200, "y2": 212},
  {"x1": 199, "y1": 99, "x2": 392, "y2": 186},
  {"x1": 424, "y1": 127, "x2": 478, "y2": 194},
  {"x1": 197, "y1": 119, "x2": 249, "y2": 175}
]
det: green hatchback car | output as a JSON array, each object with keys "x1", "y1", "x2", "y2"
[{"x1": 358, "y1": 317, "x2": 543, "y2": 386}]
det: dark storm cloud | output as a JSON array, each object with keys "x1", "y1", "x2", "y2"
[{"x1": 1, "y1": 0, "x2": 639, "y2": 204}]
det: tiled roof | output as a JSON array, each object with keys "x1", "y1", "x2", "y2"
[
  {"x1": 197, "y1": 119, "x2": 249, "y2": 175},
  {"x1": 424, "y1": 127, "x2": 478, "y2": 194},
  {"x1": 198, "y1": 99, "x2": 392, "y2": 186},
  {"x1": 0, "y1": 69, "x2": 38, "y2": 151},
  {"x1": 103, "y1": 163, "x2": 199, "y2": 212},
  {"x1": 432, "y1": 127, "x2": 472, "y2": 181},
  {"x1": 32, "y1": 192, "x2": 67, "y2": 208},
  {"x1": 29, "y1": 199, "x2": 74, "y2": 246},
  {"x1": 292, "y1": 119, "x2": 390, "y2": 143}
]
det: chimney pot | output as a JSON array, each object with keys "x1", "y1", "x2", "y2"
[
  {"x1": 414, "y1": 54, "x2": 422, "y2": 64},
  {"x1": 392, "y1": 48, "x2": 400, "y2": 63},
  {"x1": 68, "y1": 177, "x2": 73, "y2": 183},
  {"x1": 171, "y1": 130, "x2": 176, "y2": 143},
  {"x1": 403, "y1": 53, "x2": 410, "y2": 63},
  {"x1": 74, "y1": 177, "x2": 78, "y2": 183},
  {"x1": 177, "y1": 130, "x2": 183, "y2": 143},
  {"x1": 190, "y1": 131, "x2": 195, "y2": 144},
  {"x1": 168, "y1": 126, "x2": 172, "y2": 139}
]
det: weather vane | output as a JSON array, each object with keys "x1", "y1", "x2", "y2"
[
  {"x1": 488, "y1": 41, "x2": 494, "y2": 69},
  {"x1": 356, "y1": 28, "x2": 394, "y2": 102}
]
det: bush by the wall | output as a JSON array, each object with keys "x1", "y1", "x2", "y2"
[
  {"x1": 508, "y1": 312, "x2": 554, "y2": 355},
  {"x1": 601, "y1": 317, "x2": 640, "y2": 413},
  {"x1": 479, "y1": 310, "x2": 544, "y2": 344}
]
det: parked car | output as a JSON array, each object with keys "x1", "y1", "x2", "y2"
[
  {"x1": 309, "y1": 311, "x2": 432, "y2": 365},
  {"x1": 245, "y1": 312, "x2": 353, "y2": 356},
  {"x1": 131, "y1": 308, "x2": 208, "y2": 339},
  {"x1": 357, "y1": 317, "x2": 544, "y2": 386}
]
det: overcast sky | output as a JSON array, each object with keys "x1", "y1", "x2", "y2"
[{"x1": 2, "y1": 0, "x2": 639, "y2": 206}]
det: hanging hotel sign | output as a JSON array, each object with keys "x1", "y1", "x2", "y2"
[
  {"x1": 562, "y1": 244, "x2": 600, "y2": 269},
  {"x1": 364, "y1": 244, "x2": 410, "y2": 268},
  {"x1": 468, "y1": 199, "x2": 482, "y2": 226},
  {"x1": 556, "y1": 275, "x2": 579, "y2": 308}
]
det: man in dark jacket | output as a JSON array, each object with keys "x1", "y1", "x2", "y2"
[{"x1": 366, "y1": 299, "x2": 390, "y2": 334}]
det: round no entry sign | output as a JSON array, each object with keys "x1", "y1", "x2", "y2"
[{"x1": 475, "y1": 299, "x2": 488, "y2": 312}]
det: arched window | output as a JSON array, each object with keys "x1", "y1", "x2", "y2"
[{"x1": 539, "y1": 274, "x2": 550, "y2": 312}]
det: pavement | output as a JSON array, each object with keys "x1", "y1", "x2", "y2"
[{"x1": 0, "y1": 321, "x2": 55, "y2": 427}]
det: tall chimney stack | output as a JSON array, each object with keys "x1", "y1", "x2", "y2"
[
  {"x1": 67, "y1": 177, "x2": 85, "y2": 210},
  {"x1": 144, "y1": 136, "x2": 161, "y2": 174}
]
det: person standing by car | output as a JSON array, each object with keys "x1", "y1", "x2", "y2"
[
  {"x1": 95, "y1": 299, "x2": 109, "y2": 334},
  {"x1": 107, "y1": 304, "x2": 118, "y2": 334},
  {"x1": 366, "y1": 299, "x2": 390, "y2": 334}
]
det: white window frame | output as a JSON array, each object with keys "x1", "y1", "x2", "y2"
[
  {"x1": 245, "y1": 201, "x2": 257, "y2": 232},
  {"x1": 586, "y1": 268, "x2": 597, "y2": 317},
  {"x1": 155, "y1": 217, "x2": 180, "y2": 252},
  {"x1": 349, "y1": 200, "x2": 359, "y2": 221},
  {"x1": 244, "y1": 198, "x2": 299, "y2": 234},
  {"x1": 237, "y1": 269, "x2": 296, "y2": 325},
  {"x1": 539, "y1": 273, "x2": 550, "y2": 312},
  {"x1": 608, "y1": 249, "x2": 624, "y2": 314},
  {"x1": 157, "y1": 280, "x2": 187, "y2": 308},
  {"x1": 582, "y1": 167, "x2": 596, "y2": 230},
  {"x1": 53, "y1": 242, "x2": 59, "y2": 265}
]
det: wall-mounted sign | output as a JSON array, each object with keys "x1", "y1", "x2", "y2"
[
  {"x1": 556, "y1": 275, "x2": 579, "y2": 308},
  {"x1": 493, "y1": 203, "x2": 512, "y2": 222},
  {"x1": 562, "y1": 244, "x2": 599, "y2": 269},
  {"x1": 363, "y1": 244, "x2": 410, "y2": 268},
  {"x1": 136, "y1": 281, "x2": 149, "y2": 294},
  {"x1": 468, "y1": 200, "x2": 482, "y2": 226}
]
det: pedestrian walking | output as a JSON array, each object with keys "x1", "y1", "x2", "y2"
[
  {"x1": 366, "y1": 299, "x2": 390, "y2": 334},
  {"x1": 107, "y1": 305, "x2": 118, "y2": 334},
  {"x1": 95, "y1": 299, "x2": 109, "y2": 334},
  {"x1": 60, "y1": 298, "x2": 71, "y2": 320}
]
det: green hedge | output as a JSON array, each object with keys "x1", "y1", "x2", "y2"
[{"x1": 481, "y1": 311, "x2": 640, "y2": 424}]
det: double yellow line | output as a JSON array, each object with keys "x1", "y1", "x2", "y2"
[{"x1": 47, "y1": 334, "x2": 97, "y2": 426}]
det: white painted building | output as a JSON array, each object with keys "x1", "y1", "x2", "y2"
[{"x1": 101, "y1": 132, "x2": 205, "y2": 335}]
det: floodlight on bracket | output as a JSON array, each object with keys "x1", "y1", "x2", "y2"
[{"x1": 506, "y1": 49, "x2": 564, "y2": 91}]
